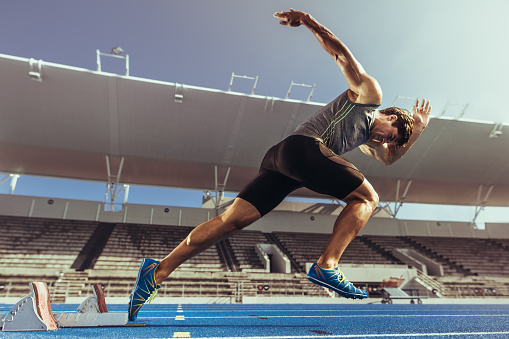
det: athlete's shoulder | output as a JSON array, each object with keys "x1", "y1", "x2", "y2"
[{"x1": 347, "y1": 75, "x2": 382, "y2": 106}]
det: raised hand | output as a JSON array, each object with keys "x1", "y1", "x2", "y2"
[
  {"x1": 273, "y1": 9, "x2": 308, "y2": 27},
  {"x1": 413, "y1": 99, "x2": 431, "y2": 129}
]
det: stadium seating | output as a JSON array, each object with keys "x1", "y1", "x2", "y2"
[
  {"x1": 1, "y1": 216, "x2": 509, "y2": 301},
  {"x1": 273, "y1": 231, "x2": 392, "y2": 270},
  {"x1": 407, "y1": 236, "x2": 509, "y2": 278},
  {"x1": 93, "y1": 223, "x2": 225, "y2": 273},
  {"x1": 364, "y1": 235, "x2": 461, "y2": 276},
  {"x1": 226, "y1": 230, "x2": 271, "y2": 272},
  {"x1": 0, "y1": 216, "x2": 97, "y2": 270}
]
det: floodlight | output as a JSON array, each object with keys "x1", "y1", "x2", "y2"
[{"x1": 111, "y1": 47, "x2": 124, "y2": 55}]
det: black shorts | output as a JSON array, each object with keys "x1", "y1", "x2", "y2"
[{"x1": 237, "y1": 135, "x2": 365, "y2": 217}]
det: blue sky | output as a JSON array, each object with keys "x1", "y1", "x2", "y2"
[{"x1": 1, "y1": 0, "x2": 508, "y2": 224}]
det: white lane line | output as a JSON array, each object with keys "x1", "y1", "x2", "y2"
[
  {"x1": 162, "y1": 332, "x2": 509, "y2": 339},
  {"x1": 138, "y1": 309, "x2": 416, "y2": 313},
  {"x1": 138, "y1": 307, "x2": 509, "y2": 314},
  {"x1": 175, "y1": 305, "x2": 185, "y2": 321},
  {"x1": 172, "y1": 332, "x2": 191, "y2": 338},
  {"x1": 143, "y1": 313, "x2": 509, "y2": 319}
]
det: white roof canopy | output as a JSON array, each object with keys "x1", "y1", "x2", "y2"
[{"x1": 1, "y1": 54, "x2": 508, "y2": 207}]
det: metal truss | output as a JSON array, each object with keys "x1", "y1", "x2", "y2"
[
  {"x1": 286, "y1": 81, "x2": 315, "y2": 102},
  {"x1": 104, "y1": 156, "x2": 129, "y2": 212},
  {"x1": 228, "y1": 72, "x2": 258, "y2": 95},
  {"x1": 0, "y1": 174, "x2": 20, "y2": 194},
  {"x1": 96, "y1": 49, "x2": 129, "y2": 76},
  {"x1": 471, "y1": 184, "x2": 494, "y2": 229},
  {"x1": 206, "y1": 165, "x2": 231, "y2": 216},
  {"x1": 28, "y1": 58, "x2": 43, "y2": 82},
  {"x1": 377, "y1": 179, "x2": 413, "y2": 218}
]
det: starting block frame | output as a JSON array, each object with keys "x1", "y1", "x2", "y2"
[{"x1": 1, "y1": 282, "x2": 141, "y2": 332}]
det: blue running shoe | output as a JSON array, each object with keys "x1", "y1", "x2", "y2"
[
  {"x1": 128, "y1": 258, "x2": 161, "y2": 321},
  {"x1": 307, "y1": 263, "x2": 367, "y2": 299}
]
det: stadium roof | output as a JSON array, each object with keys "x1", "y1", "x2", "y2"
[{"x1": 1, "y1": 54, "x2": 508, "y2": 207}]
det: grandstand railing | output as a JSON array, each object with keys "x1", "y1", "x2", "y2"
[
  {"x1": 74, "y1": 281, "x2": 333, "y2": 301},
  {"x1": 446, "y1": 285, "x2": 509, "y2": 298}
]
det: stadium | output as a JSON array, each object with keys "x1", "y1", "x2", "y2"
[{"x1": 1, "y1": 1, "x2": 508, "y2": 337}]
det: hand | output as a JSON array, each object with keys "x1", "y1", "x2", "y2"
[
  {"x1": 273, "y1": 9, "x2": 307, "y2": 27},
  {"x1": 413, "y1": 99, "x2": 431, "y2": 129}
]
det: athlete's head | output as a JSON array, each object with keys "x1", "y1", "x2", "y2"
[{"x1": 375, "y1": 107, "x2": 414, "y2": 147}]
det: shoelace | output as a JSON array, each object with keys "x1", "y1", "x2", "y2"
[
  {"x1": 331, "y1": 268, "x2": 356, "y2": 291},
  {"x1": 333, "y1": 267, "x2": 366, "y2": 296},
  {"x1": 147, "y1": 288, "x2": 159, "y2": 303}
]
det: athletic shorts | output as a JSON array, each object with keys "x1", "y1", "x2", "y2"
[{"x1": 237, "y1": 135, "x2": 365, "y2": 217}]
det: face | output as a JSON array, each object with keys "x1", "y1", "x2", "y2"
[{"x1": 370, "y1": 114, "x2": 400, "y2": 145}]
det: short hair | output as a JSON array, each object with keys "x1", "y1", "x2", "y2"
[{"x1": 379, "y1": 107, "x2": 414, "y2": 146}]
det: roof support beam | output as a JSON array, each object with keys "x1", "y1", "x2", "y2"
[
  {"x1": 28, "y1": 58, "x2": 43, "y2": 82},
  {"x1": 96, "y1": 49, "x2": 129, "y2": 76},
  {"x1": 391, "y1": 95, "x2": 417, "y2": 108},
  {"x1": 228, "y1": 72, "x2": 258, "y2": 95},
  {"x1": 471, "y1": 184, "x2": 494, "y2": 228},
  {"x1": 438, "y1": 102, "x2": 469, "y2": 119},
  {"x1": 382, "y1": 179, "x2": 412, "y2": 218},
  {"x1": 213, "y1": 165, "x2": 231, "y2": 216},
  {"x1": 104, "y1": 156, "x2": 128, "y2": 212},
  {"x1": 286, "y1": 81, "x2": 315, "y2": 102},
  {"x1": 222, "y1": 97, "x2": 247, "y2": 166},
  {"x1": 0, "y1": 174, "x2": 19, "y2": 195},
  {"x1": 489, "y1": 122, "x2": 503, "y2": 138}
]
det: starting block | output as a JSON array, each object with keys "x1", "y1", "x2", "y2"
[
  {"x1": 1, "y1": 282, "x2": 141, "y2": 332},
  {"x1": 1, "y1": 282, "x2": 58, "y2": 331}
]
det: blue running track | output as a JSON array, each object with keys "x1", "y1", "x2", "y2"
[{"x1": 1, "y1": 303, "x2": 509, "y2": 338}]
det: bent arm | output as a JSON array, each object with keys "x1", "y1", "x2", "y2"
[
  {"x1": 360, "y1": 99, "x2": 432, "y2": 165},
  {"x1": 359, "y1": 127, "x2": 425, "y2": 165},
  {"x1": 274, "y1": 9, "x2": 381, "y2": 104}
]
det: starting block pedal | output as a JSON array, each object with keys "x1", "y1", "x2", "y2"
[
  {"x1": 1, "y1": 282, "x2": 140, "y2": 332},
  {"x1": 1, "y1": 282, "x2": 58, "y2": 331}
]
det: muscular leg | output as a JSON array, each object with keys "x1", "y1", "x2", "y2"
[
  {"x1": 154, "y1": 197, "x2": 261, "y2": 284},
  {"x1": 316, "y1": 179, "x2": 379, "y2": 269}
]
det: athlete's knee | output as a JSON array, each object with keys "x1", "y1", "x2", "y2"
[
  {"x1": 343, "y1": 180, "x2": 379, "y2": 212},
  {"x1": 220, "y1": 198, "x2": 261, "y2": 230},
  {"x1": 367, "y1": 190, "x2": 379, "y2": 211},
  {"x1": 220, "y1": 213, "x2": 250, "y2": 230},
  {"x1": 365, "y1": 186, "x2": 379, "y2": 208}
]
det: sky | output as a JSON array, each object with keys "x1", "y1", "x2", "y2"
[{"x1": 1, "y1": 0, "x2": 508, "y2": 225}]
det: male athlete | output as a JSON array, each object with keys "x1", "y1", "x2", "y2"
[{"x1": 128, "y1": 9, "x2": 431, "y2": 320}]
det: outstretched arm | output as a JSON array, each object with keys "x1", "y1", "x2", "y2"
[
  {"x1": 359, "y1": 99, "x2": 432, "y2": 165},
  {"x1": 274, "y1": 9, "x2": 381, "y2": 105}
]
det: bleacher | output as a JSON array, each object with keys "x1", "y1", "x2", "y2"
[
  {"x1": 0, "y1": 216, "x2": 97, "y2": 271},
  {"x1": 364, "y1": 235, "x2": 462, "y2": 276},
  {"x1": 273, "y1": 231, "x2": 393, "y2": 270},
  {"x1": 1, "y1": 216, "x2": 509, "y2": 301},
  {"x1": 226, "y1": 230, "x2": 271, "y2": 272},
  {"x1": 491, "y1": 239, "x2": 509, "y2": 250},
  {"x1": 407, "y1": 236, "x2": 509, "y2": 278},
  {"x1": 93, "y1": 223, "x2": 225, "y2": 273}
]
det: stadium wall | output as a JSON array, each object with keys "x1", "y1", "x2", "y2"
[{"x1": 0, "y1": 194, "x2": 508, "y2": 239}]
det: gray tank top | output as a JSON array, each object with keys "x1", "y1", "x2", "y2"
[{"x1": 290, "y1": 90, "x2": 380, "y2": 155}]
